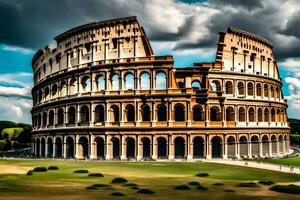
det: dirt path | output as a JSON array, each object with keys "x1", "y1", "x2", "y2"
[{"x1": 0, "y1": 164, "x2": 30, "y2": 174}]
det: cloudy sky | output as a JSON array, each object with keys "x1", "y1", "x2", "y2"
[{"x1": 0, "y1": 0, "x2": 299, "y2": 123}]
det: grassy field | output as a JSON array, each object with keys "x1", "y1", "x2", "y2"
[
  {"x1": 258, "y1": 157, "x2": 300, "y2": 167},
  {"x1": 0, "y1": 159, "x2": 300, "y2": 200}
]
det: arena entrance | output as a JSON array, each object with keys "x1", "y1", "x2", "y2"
[
  {"x1": 157, "y1": 137, "x2": 167, "y2": 159},
  {"x1": 47, "y1": 138, "x2": 53, "y2": 157},
  {"x1": 126, "y1": 138, "x2": 135, "y2": 159},
  {"x1": 55, "y1": 137, "x2": 62, "y2": 158},
  {"x1": 96, "y1": 137, "x2": 105, "y2": 159},
  {"x1": 78, "y1": 137, "x2": 88, "y2": 158},
  {"x1": 212, "y1": 137, "x2": 222, "y2": 158},
  {"x1": 66, "y1": 137, "x2": 74, "y2": 158},
  {"x1": 175, "y1": 137, "x2": 185, "y2": 159},
  {"x1": 142, "y1": 137, "x2": 151, "y2": 159},
  {"x1": 193, "y1": 137, "x2": 204, "y2": 158},
  {"x1": 112, "y1": 138, "x2": 120, "y2": 159}
]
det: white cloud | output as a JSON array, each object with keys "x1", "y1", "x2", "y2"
[{"x1": 1, "y1": 44, "x2": 34, "y2": 54}]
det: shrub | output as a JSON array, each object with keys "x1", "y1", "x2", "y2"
[
  {"x1": 112, "y1": 177, "x2": 128, "y2": 184},
  {"x1": 27, "y1": 170, "x2": 33, "y2": 176},
  {"x1": 270, "y1": 185, "x2": 300, "y2": 194},
  {"x1": 197, "y1": 185, "x2": 208, "y2": 191},
  {"x1": 33, "y1": 167, "x2": 47, "y2": 172},
  {"x1": 237, "y1": 182, "x2": 258, "y2": 187},
  {"x1": 132, "y1": 186, "x2": 139, "y2": 190},
  {"x1": 137, "y1": 189, "x2": 155, "y2": 194},
  {"x1": 258, "y1": 180, "x2": 274, "y2": 185},
  {"x1": 88, "y1": 173, "x2": 104, "y2": 177},
  {"x1": 86, "y1": 185, "x2": 97, "y2": 190},
  {"x1": 92, "y1": 184, "x2": 110, "y2": 188},
  {"x1": 196, "y1": 173, "x2": 209, "y2": 177},
  {"x1": 188, "y1": 181, "x2": 200, "y2": 186},
  {"x1": 174, "y1": 184, "x2": 191, "y2": 190},
  {"x1": 213, "y1": 183, "x2": 224, "y2": 186},
  {"x1": 74, "y1": 169, "x2": 89, "y2": 173},
  {"x1": 124, "y1": 183, "x2": 138, "y2": 187},
  {"x1": 224, "y1": 189, "x2": 235, "y2": 192},
  {"x1": 48, "y1": 166, "x2": 59, "y2": 170},
  {"x1": 111, "y1": 192, "x2": 125, "y2": 196}
]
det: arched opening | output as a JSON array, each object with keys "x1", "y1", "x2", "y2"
[
  {"x1": 45, "y1": 87, "x2": 50, "y2": 101},
  {"x1": 140, "y1": 72, "x2": 150, "y2": 90},
  {"x1": 38, "y1": 90, "x2": 43, "y2": 102},
  {"x1": 81, "y1": 76, "x2": 91, "y2": 92},
  {"x1": 57, "y1": 108, "x2": 64, "y2": 125},
  {"x1": 262, "y1": 135, "x2": 269, "y2": 156},
  {"x1": 96, "y1": 75, "x2": 105, "y2": 91},
  {"x1": 69, "y1": 78, "x2": 77, "y2": 95},
  {"x1": 271, "y1": 135, "x2": 277, "y2": 156},
  {"x1": 41, "y1": 138, "x2": 45, "y2": 157},
  {"x1": 191, "y1": 80, "x2": 201, "y2": 90},
  {"x1": 78, "y1": 137, "x2": 89, "y2": 158},
  {"x1": 111, "y1": 105, "x2": 119, "y2": 122},
  {"x1": 47, "y1": 138, "x2": 53, "y2": 157},
  {"x1": 55, "y1": 137, "x2": 62, "y2": 158},
  {"x1": 68, "y1": 107, "x2": 76, "y2": 124},
  {"x1": 125, "y1": 73, "x2": 134, "y2": 90},
  {"x1": 95, "y1": 137, "x2": 105, "y2": 159},
  {"x1": 66, "y1": 137, "x2": 74, "y2": 158},
  {"x1": 52, "y1": 84, "x2": 58, "y2": 98},
  {"x1": 95, "y1": 105, "x2": 105, "y2": 123},
  {"x1": 59, "y1": 81, "x2": 67, "y2": 96},
  {"x1": 271, "y1": 108, "x2": 276, "y2": 122},
  {"x1": 112, "y1": 74, "x2": 119, "y2": 91},
  {"x1": 174, "y1": 104, "x2": 185, "y2": 121},
  {"x1": 210, "y1": 106, "x2": 221, "y2": 121},
  {"x1": 37, "y1": 113, "x2": 41, "y2": 127},
  {"x1": 193, "y1": 105, "x2": 204, "y2": 121},
  {"x1": 225, "y1": 81, "x2": 233, "y2": 94},
  {"x1": 211, "y1": 80, "x2": 221, "y2": 91},
  {"x1": 42, "y1": 112, "x2": 47, "y2": 127},
  {"x1": 239, "y1": 136, "x2": 248, "y2": 158},
  {"x1": 174, "y1": 137, "x2": 185, "y2": 159},
  {"x1": 49, "y1": 110, "x2": 54, "y2": 125},
  {"x1": 264, "y1": 108, "x2": 270, "y2": 122},
  {"x1": 36, "y1": 138, "x2": 40, "y2": 157},
  {"x1": 142, "y1": 137, "x2": 151, "y2": 159},
  {"x1": 238, "y1": 82, "x2": 245, "y2": 95},
  {"x1": 256, "y1": 83, "x2": 262, "y2": 96},
  {"x1": 156, "y1": 72, "x2": 167, "y2": 89},
  {"x1": 276, "y1": 86, "x2": 280, "y2": 99},
  {"x1": 276, "y1": 109, "x2": 280, "y2": 122},
  {"x1": 247, "y1": 82, "x2": 254, "y2": 96},
  {"x1": 264, "y1": 84, "x2": 268, "y2": 97},
  {"x1": 157, "y1": 104, "x2": 167, "y2": 121},
  {"x1": 211, "y1": 137, "x2": 222, "y2": 158},
  {"x1": 278, "y1": 135, "x2": 284, "y2": 154},
  {"x1": 126, "y1": 137, "x2": 135, "y2": 159},
  {"x1": 157, "y1": 137, "x2": 167, "y2": 159},
  {"x1": 177, "y1": 81, "x2": 184, "y2": 89},
  {"x1": 270, "y1": 85, "x2": 274, "y2": 98},
  {"x1": 80, "y1": 106, "x2": 89, "y2": 123},
  {"x1": 112, "y1": 138, "x2": 120, "y2": 159},
  {"x1": 226, "y1": 107, "x2": 235, "y2": 121},
  {"x1": 239, "y1": 107, "x2": 246, "y2": 122},
  {"x1": 126, "y1": 104, "x2": 135, "y2": 122},
  {"x1": 251, "y1": 136, "x2": 259, "y2": 157},
  {"x1": 258, "y1": 108, "x2": 263, "y2": 122},
  {"x1": 227, "y1": 136, "x2": 235, "y2": 158},
  {"x1": 248, "y1": 107, "x2": 255, "y2": 122},
  {"x1": 142, "y1": 105, "x2": 151, "y2": 121},
  {"x1": 193, "y1": 137, "x2": 204, "y2": 158}
]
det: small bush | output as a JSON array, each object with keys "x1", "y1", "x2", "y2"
[
  {"x1": 92, "y1": 184, "x2": 110, "y2": 188},
  {"x1": 124, "y1": 183, "x2": 138, "y2": 187},
  {"x1": 74, "y1": 169, "x2": 89, "y2": 173},
  {"x1": 237, "y1": 182, "x2": 258, "y2": 187},
  {"x1": 258, "y1": 180, "x2": 274, "y2": 185},
  {"x1": 137, "y1": 189, "x2": 155, "y2": 194},
  {"x1": 86, "y1": 185, "x2": 97, "y2": 190},
  {"x1": 270, "y1": 185, "x2": 300, "y2": 194},
  {"x1": 27, "y1": 170, "x2": 33, "y2": 176},
  {"x1": 88, "y1": 173, "x2": 104, "y2": 177},
  {"x1": 48, "y1": 166, "x2": 59, "y2": 170},
  {"x1": 224, "y1": 189, "x2": 235, "y2": 192},
  {"x1": 111, "y1": 192, "x2": 125, "y2": 196},
  {"x1": 188, "y1": 181, "x2": 200, "y2": 186},
  {"x1": 132, "y1": 186, "x2": 139, "y2": 190},
  {"x1": 213, "y1": 183, "x2": 224, "y2": 186},
  {"x1": 196, "y1": 173, "x2": 209, "y2": 177},
  {"x1": 112, "y1": 177, "x2": 128, "y2": 184},
  {"x1": 33, "y1": 167, "x2": 47, "y2": 172},
  {"x1": 174, "y1": 184, "x2": 191, "y2": 190},
  {"x1": 197, "y1": 185, "x2": 208, "y2": 191}
]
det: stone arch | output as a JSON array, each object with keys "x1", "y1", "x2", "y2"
[
  {"x1": 251, "y1": 135, "x2": 259, "y2": 157},
  {"x1": 95, "y1": 74, "x2": 105, "y2": 91},
  {"x1": 239, "y1": 136, "x2": 248, "y2": 158},
  {"x1": 210, "y1": 106, "x2": 221, "y2": 121},
  {"x1": 256, "y1": 83, "x2": 262, "y2": 96},
  {"x1": 262, "y1": 135, "x2": 269, "y2": 156},
  {"x1": 68, "y1": 107, "x2": 76, "y2": 124},
  {"x1": 248, "y1": 107, "x2": 255, "y2": 122},
  {"x1": 141, "y1": 104, "x2": 151, "y2": 121},
  {"x1": 69, "y1": 78, "x2": 77, "y2": 95},
  {"x1": 276, "y1": 109, "x2": 280, "y2": 122},
  {"x1": 210, "y1": 80, "x2": 221, "y2": 92},
  {"x1": 239, "y1": 107, "x2": 246, "y2": 122},
  {"x1": 157, "y1": 137, "x2": 167, "y2": 159},
  {"x1": 41, "y1": 137, "x2": 46, "y2": 157},
  {"x1": 95, "y1": 105, "x2": 105, "y2": 123},
  {"x1": 271, "y1": 135, "x2": 277, "y2": 156},
  {"x1": 193, "y1": 136, "x2": 204, "y2": 158},
  {"x1": 238, "y1": 82, "x2": 245, "y2": 95},
  {"x1": 52, "y1": 83, "x2": 58, "y2": 98},
  {"x1": 141, "y1": 137, "x2": 151, "y2": 159},
  {"x1": 226, "y1": 106, "x2": 235, "y2": 121},
  {"x1": 177, "y1": 81, "x2": 184, "y2": 89},
  {"x1": 125, "y1": 72, "x2": 134, "y2": 90},
  {"x1": 38, "y1": 90, "x2": 43, "y2": 102},
  {"x1": 36, "y1": 138, "x2": 40, "y2": 157},
  {"x1": 125, "y1": 104, "x2": 135, "y2": 122},
  {"x1": 174, "y1": 137, "x2": 185, "y2": 159},
  {"x1": 271, "y1": 108, "x2": 276, "y2": 122},
  {"x1": 57, "y1": 108, "x2": 64, "y2": 125},
  {"x1": 80, "y1": 105, "x2": 90, "y2": 123},
  {"x1": 278, "y1": 135, "x2": 284, "y2": 154},
  {"x1": 55, "y1": 137, "x2": 63, "y2": 158},
  {"x1": 95, "y1": 137, "x2": 105, "y2": 159},
  {"x1": 264, "y1": 108, "x2": 270, "y2": 122},
  {"x1": 78, "y1": 137, "x2": 89, "y2": 158},
  {"x1": 42, "y1": 112, "x2": 47, "y2": 127},
  {"x1": 174, "y1": 103, "x2": 185, "y2": 121},
  {"x1": 247, "y1": 82, "x2": 254, "y2": 96},
  {"x1": 44, "y1": 87, "x2": 50, "y2": 100},
  {"x1": 193, "y1": 105, "x2": 204, "y2": 121},
  {"x1": 264, "y1": 84, "x2": 269, "y2": 97},
  {"x1": 227, "y1": 136, "x2": 235, "y2": 158},
  {"x1": 258, "y1": 108, "x2": 263, "y2": 122},
  {"x1": 112, "y1": 73, "x2": 119, "y2": 91},
  {"x1": 81, "y1": 76, "x2": 91, "y2": 92},
  {"x1": 211, "y1": 136, "x2": 222, "y2": 158},
  {"x1": 156, "y1": 71, "x2": 167, "y2": 90},
  {"x1": 157, "y1": 104, "x2": 167, "y2": 121},
  {"x1": 140, "y1": 72, "x2": 150, "y2": 90},
  {"x1": 126, "y1": 137, "x2": 135, "y2": 159},
  {"x1": 66, "y1": 137, "x2": 74, "y2": 158},
  {"x1": 111, "y1": 105, "x2": 120, "y2": 122},
  {"x1": 191, "y1": 80, "x2": 201, "y2": 90},
  {"x1": 111, "y1": 137, "x2": 120, "y2": 159},
  {"x1": 270, "y1": 85, "x2": 275, "y2": 98},
  {"x1": 225, "y1": 81, "x2": 233, "y2": 94},
  {"x1": 47, "y1": 137, "x2": 53, "y2": 157},
  {"x1": 37, "y1": 113, "x2": 42, "y2": 127}
]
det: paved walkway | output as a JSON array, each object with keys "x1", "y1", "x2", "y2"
[{"x1": 203, "y1": 159, "x2": 300, "y2": 175}]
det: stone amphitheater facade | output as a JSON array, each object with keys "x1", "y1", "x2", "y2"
[{"x1": 31, "y1": 16, "x2": 290, "y2": 160}]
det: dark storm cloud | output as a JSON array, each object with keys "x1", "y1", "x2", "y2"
[
  {"x1": 209, "y1": 0, "x2": 264, "y2": 11},
  {"x1": 280, "y1": 12, "x2": 300, "y2": 38}
]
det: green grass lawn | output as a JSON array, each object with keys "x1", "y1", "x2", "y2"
[
  {"x1": 0, "y1": 159, "x2": 300, "y2": 200},
  {"x1": 258, "y1": 157, "x2": 300, "y2": 167}
]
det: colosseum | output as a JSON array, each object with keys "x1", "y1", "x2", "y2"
[{"x1": 31, "y1": 16, "x2": 290, "y2": 160}]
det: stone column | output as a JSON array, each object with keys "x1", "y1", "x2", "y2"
[
  {"x1": 269, "y1": 139, "x2": 272, "y2": 157},
  {"x1": 105, "y1": 135, "x2": 112, "y2": 160},
  {"x1": 137, "y1": 136, "x2": 142, "y2": 161},
  {"x1": 276, "y1": 139, "x2": 280, "y2": 155},
  {"x1": 52, "y1": 139, "x2": 56, "y2": 158},
  {"x1": 152, "y1": 136, "x2": 157, "y2": 160},
  {"x1": 89, "y1": 135, "x2": 95, "y2": 159},
  {"x1": 259, "y1": 140, "x2": 263, "y2": 157},
  {"x1": 223, "y1": 138, "x2": 228, "y2": 159},
  {"x1": 248, "y1": 141, "x2": 252, "y2": 158},
  {"x1": 75, "y1": 135, "x2": 79, "y2": 159},
  {"x1": 187, "y1": 134, "x2": 193, "y2": 160},
  {"x1": 235, "y1": 140, "x2": 240, "y2": 159},
  {"x1": 121, "y1": 136, "x2": 126, "y2": 160},
  {"x1": 206, "y1": 134, "x2": 211, "y2": 159},
  {"x1": 168, "y1": 134, "x2": 174, "y2": 160},
  {"x1": 63, "y1": 137, "x2": 67, "y2": 159}
]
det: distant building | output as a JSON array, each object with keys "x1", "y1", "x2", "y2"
[{"x1": 31, "y1": 16, "x2": 290, "y2": 160}]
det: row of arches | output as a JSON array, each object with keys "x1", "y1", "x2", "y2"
[{"x1": 33, "y1": 134, "x2": 290, "y2": 159}]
